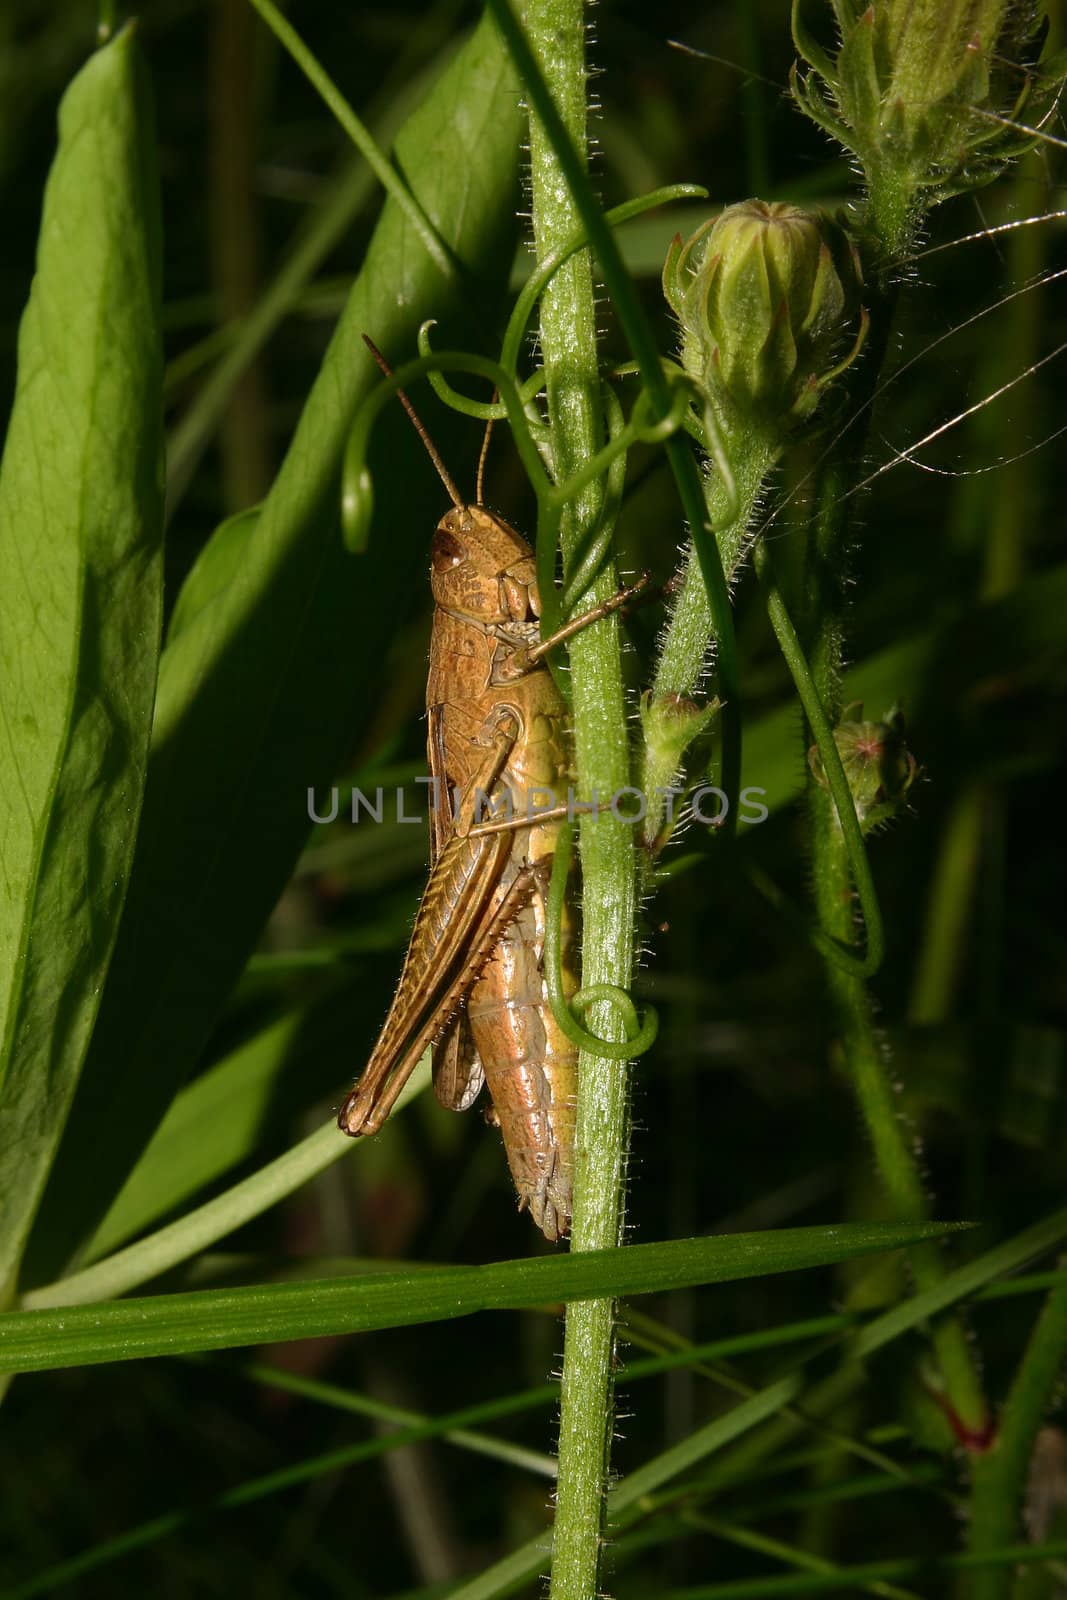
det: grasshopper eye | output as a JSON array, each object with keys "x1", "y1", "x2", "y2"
[{"x1": 432, "y1": 530, "x2": 467, "y2": 570}]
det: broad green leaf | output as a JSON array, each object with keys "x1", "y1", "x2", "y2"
[
  {"x1": 1, "y1": 1221, "x2": 962, "y2": 1373},
  {"x1": 163, "y1": 504, "x2": 258, "y2": 643},
  {"x1": 0, "y1": 27, "x2": 163, "y2": 1302},
  {"x1": 25, "y1": 11, "x2": 526, "y2": 1284}
]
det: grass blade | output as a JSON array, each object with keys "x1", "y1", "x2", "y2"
[{"x1": 3, "y1": 1221, "x2": 962, "y2": 1373}]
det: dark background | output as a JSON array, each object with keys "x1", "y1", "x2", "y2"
[{"x1": 2, "y1": 1, "x2": 1065, "y2": 1594}]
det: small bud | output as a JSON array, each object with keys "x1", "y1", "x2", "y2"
[
  {"x1": 808, "y1": 702, "x2": 918, "y2": 833},
  {"x1": 792, "y1": 0, "x2": 1062, "y2": 253},
  {"x1": 664, "y1": 199, "x2": 864, "y2": 434}
]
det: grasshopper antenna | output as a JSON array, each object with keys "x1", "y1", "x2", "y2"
[
  {"x1": 475, "y1": 391, "x2": 498, "y2": 506},
  {"x1": 362, "y1": 333, "x2": 465, "y2": 512}
]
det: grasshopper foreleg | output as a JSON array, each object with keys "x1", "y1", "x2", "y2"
[{"x1": 501, "y1": 572, "x2": 652, "y2": 679}]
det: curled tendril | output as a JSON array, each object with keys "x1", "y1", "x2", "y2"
[
  {"x1": 544, "y1": 824, "x2": 659, "y2": 1060},
  {"x1": 340, "y1": 346, "x2": 551, "y2": 551},
  {"x1": 343, "y1": 189, "x2": 714, "y2": 704},
  {"x1": 544, "y1": 365, "x2": 693, "y2": 561},
  {"x1": 628, "y1": 368, "x2": 694, "y2": 446},
  {"x1": 416, "y1": 321, "x2": 549, "y2": 430}
]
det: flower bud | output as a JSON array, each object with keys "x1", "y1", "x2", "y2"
[
  {"x1": 664, "y1": 199, "x2": 864, "y2": 432},
  {"x1": 808, "y1": 702, "x2": 918, "y2": 834},
  {"x1": 791, "y1": 0, "x2": 1060, "y2": 253}
]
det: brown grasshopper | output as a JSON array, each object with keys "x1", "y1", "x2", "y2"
[{"x1": 338, "y1": 346, "x2": 641, "y2": 1241}]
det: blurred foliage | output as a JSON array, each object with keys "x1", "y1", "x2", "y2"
[{"x1": 1, "y1": 0, "x2": 1066, "y2": 1595}]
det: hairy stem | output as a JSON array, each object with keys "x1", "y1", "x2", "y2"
[{"x1": 517, "y1": 0, "x2": 634, "y2": 1593}]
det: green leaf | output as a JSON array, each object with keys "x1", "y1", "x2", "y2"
[
  {"x1": 790, "y1": 0, "x2": 840, "y2": 85},
  {"x1": 2, "y1": 1222, "x2": 963, "y2": 1373},
  {"x1": 0, "y1": 26, "x2": 163, "y2": 1302},
  {"x1": 835, "y1": 7, "x2": 880, "y2": 136},
  {"x1": 163, "y1": 504, "x2": 258, "y2": 644},
  {"x1": 25, "y1": 11, "x2": 526, "y2": 1285}
]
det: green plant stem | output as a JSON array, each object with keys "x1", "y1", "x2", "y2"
[
  {"x1": 731, "y1": 0, "x2": 771, "y2": 195},
  {"x1": 805, "y1": 288, "x2": 989, "y2": 1439},
  {"x1": 967, "y1": 1265, "x2": 1067, "y2": 1598},
  {"x1": 519, "y1": 0, "x2": 633, "y2": 1593},
  {"x1": 485, "y1": 0, "x2": 741, "y2": 824}
]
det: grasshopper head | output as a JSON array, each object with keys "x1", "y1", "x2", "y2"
[{"x1": 431, "y1": 506, "x2": 541, "y2": 625}]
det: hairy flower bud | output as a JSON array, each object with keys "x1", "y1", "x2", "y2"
[
  {"x1": 664, "y1": 199, "x2": 865, "y2": 433},
  {"x1": 808, "y1": 703, "x2": 918, "y2": 833},
  {"x1": 791, "y1": 0, "x2": 1062, "y2": 253}
]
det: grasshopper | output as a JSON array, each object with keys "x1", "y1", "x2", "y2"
[{"x1": 338, "y1": 346, "x2": 641, "y2": 1241}]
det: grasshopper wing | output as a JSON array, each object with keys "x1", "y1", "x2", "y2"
[{"x1": 339, "y1": 825, "x2": 513, "y2": 1136}]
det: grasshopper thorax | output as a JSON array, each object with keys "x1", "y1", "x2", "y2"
[{"x1": 431, "y1": 506, "x2": 541, "y2": 627}]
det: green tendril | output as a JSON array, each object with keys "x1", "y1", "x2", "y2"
[
  {"x1": 752, "y1": 540, "x2": 885, "y2": 978},
  {"x1": 340, "y1": 348, "x2": 550, "y2": 551},
  {"x1": 559, "y1": 383, "x2": 628, "y2": 613},
  {"x1": 700, "y1": 402, "x2": 741, "y2": 531},
  {"x1": 417, "y1": 321, "x2": 549, "y2": 426},
  {"x1": 544, "y1": 825, "x2": 659, "y2": 1060},
  {"x1": 484, "y1": 0, "x2": 742, "y2": 822},
  {"x1": 544, "y1": 371, "x2": 694, "y2": 617}
]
